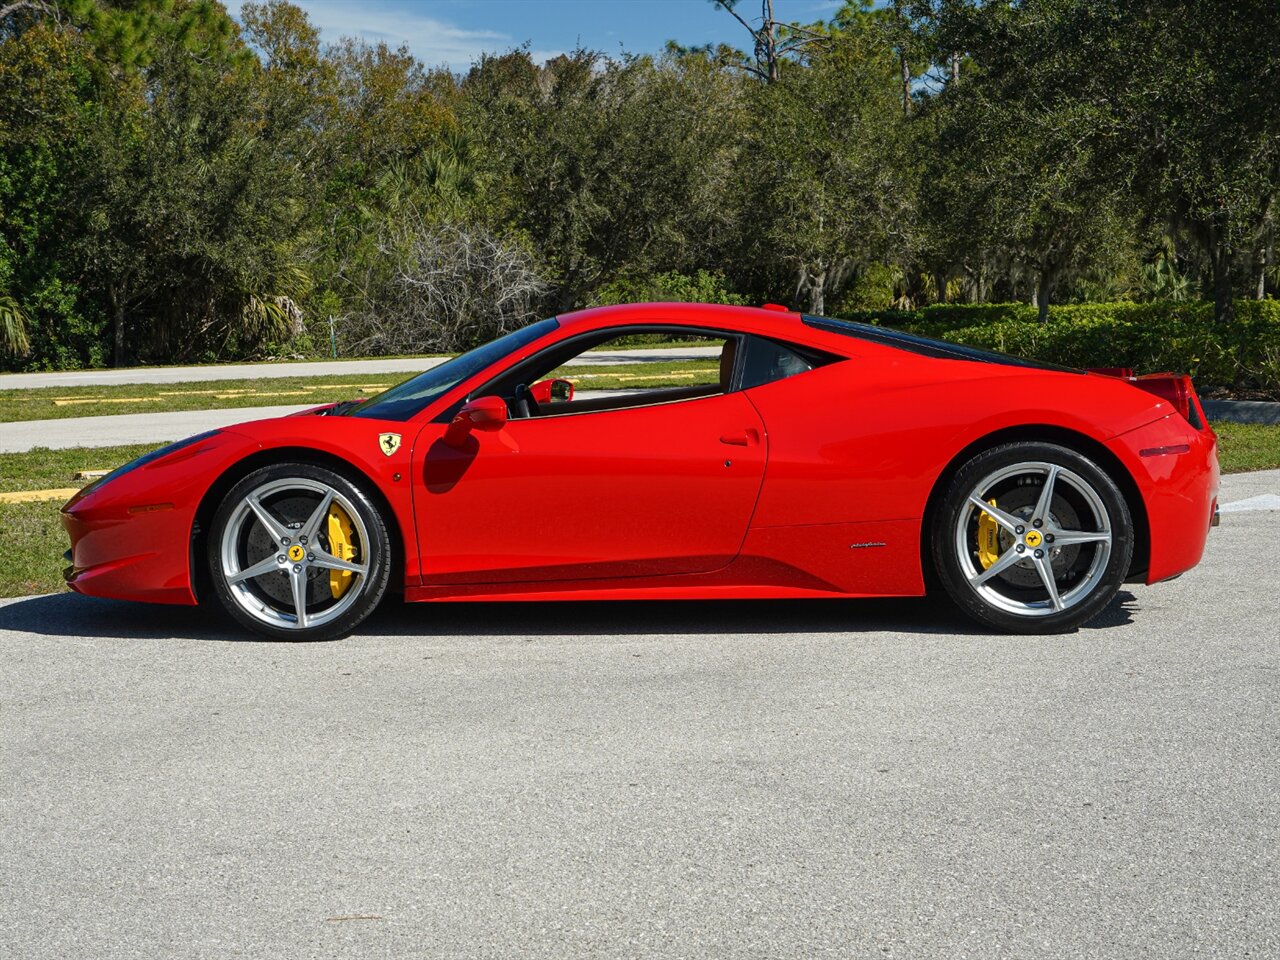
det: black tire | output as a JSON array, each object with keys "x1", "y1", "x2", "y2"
[
  {"x1": 933, "y1": 441, "x2": 1134, "y2": 634},
  {"x1": 207, "y1": 462, "x2": 392, "y2": 641}
]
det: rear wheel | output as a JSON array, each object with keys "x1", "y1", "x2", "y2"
[
  {"x1": 933, "y1": 442, "x2": 1133, "y2": 633},
  {"x1": 208, "y1": 462, "x2": 391, "y2": 641}
]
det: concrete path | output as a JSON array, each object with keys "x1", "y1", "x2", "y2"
[
  {"x1": 0, "y1": 404, "x2": 307, "y2": 452},
  {"x1": 0, "y1": 347, "x2": 721, "y2": 390},
  {"x1": 0, "y1": 469, "x2": 1275, "y2": 959},
  {"x1": 0, "y1": 391, "x2": 645, "y2": 452}
]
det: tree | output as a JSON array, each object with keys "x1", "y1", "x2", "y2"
[
  {"x1": 1115, "y1": 0, "x2": 1280, "y2": 323},
  {"x1": 710, "y1": 0, "x2": 829, "y2": 82},
  {"x1": 743, "y1": 9, "x2": 910, "y2": 314},
  {"x1": 343, "y1": 214, "x2": 545, "y2": 355},
  {"x1": 0, "y1": 18, "x2": 106, "y2": 369},
  {"x1": 914, "y1": 0, "x2": 1138, "y2": 319},
  {"x1": 461, "y1": 46, "x2": 746, "y2": 309},
  {"x1": 68, "y1": 1, "x2": 314, "y2": 364}
]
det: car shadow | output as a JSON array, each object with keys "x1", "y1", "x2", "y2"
[{"x1": 0, "y1": 589, "x2": 1136, "y2": 642}]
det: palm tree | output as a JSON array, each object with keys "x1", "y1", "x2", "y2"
[{"x1": 0, "y1": 296, "x2": 31, "y2": 358}]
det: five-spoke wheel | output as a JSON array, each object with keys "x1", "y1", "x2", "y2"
[
  {"x1": 934, "y1": 442, "x2": 1133, "y2": 633},
  {"x1": 208, "y1": 463, "x2": 391, "y2": 641}
]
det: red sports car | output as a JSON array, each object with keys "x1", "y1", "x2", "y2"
[{"x1": 61, "y1": 303, "x2": 1219, "y2": 640}]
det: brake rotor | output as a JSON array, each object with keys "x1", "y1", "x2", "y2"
[
  {"x1": 980, "y1": 484, "x2": 1083, "y2": 589},
  {"x1": 243, "y1": 493, "x2": 331, "y2": 607}
]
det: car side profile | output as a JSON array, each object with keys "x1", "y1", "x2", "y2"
[{"x1": 61, "y1": 302, "x2": 1220, "y2": 640}]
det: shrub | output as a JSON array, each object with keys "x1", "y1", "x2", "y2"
[
  {"x1": 342, "y1": 219, "x2": 547, "y2": 356},
  {"x1": 836, "y1": 300, "x2": 1280, "y2": 393},
  {"x1": 589, "y1": 270, "x2": 748, "y2": 308}
]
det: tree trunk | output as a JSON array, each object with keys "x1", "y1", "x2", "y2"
[
  {"x1": 949, "y1": 51, "x2": 961, "y2": 84},
  {"x1": 809, "y1": 274, "x2": 825, "y2": 316},
  {"x1": 1036, "y1": 269, "x2": 1051, "y2": 324},
  {"x1": 1257, "y1": 240, "x2": 1271, "y2": 299},
  {"x1": 110, "y1": 288, "x2": 125, "y2": 368},
  {"x1": 764, "y1": 0, "x2": 780, "y2": 83},
  {"x1": 799, "y1": 267, "x2": 826, "y2": 316},
  {"x1": 901, "y1": 55, "x2": 911, "y2": 117},
  {"x1": 1212, "y1": 251, "x2": 1235, "y2": 323},
  {"x1": 933, "y1": 270, "x2": 948, "y2": 304}
]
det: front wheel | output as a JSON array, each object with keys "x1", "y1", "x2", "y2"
[
  {"x1": 208, "y1": 462, "x2": 392, "y2": 641},
  {"x1": 933, "y1": 442, "x2": 1134, "y2": 633}
]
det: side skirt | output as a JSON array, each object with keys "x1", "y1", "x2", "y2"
[{"x1": 406, "y1": 518, "x2": 925, "y2": 602}]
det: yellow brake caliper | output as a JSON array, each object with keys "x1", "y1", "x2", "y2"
[
  {"x1": 326, "y1": 502, "x2": 359, "y2": 598},
  {"x1": 977, "y1": 498, "x2": 1002, "y2": 570}
]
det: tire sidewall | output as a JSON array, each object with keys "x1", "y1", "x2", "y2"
[
  {"x1": 934, "y1": 442, "x2": 1134, "y2": 634},
  {"x1": 207, "y1": 462, "x2": 392, "y2": 641}
]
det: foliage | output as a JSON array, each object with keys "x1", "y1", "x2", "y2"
[
  {"x1": 1112, "y1": 0, "x2": 1280, "y2": 323},
  {"x1": 842, "y1": 300, "x2": 1280, "y2": 393},
  {"x1": 590, "y1": 270, "x2": 747, "y2": 307},
  {"x1": 743, "y1": 5, "x2": 910, "y2": 315},
  {"x1": 0, "y1": 295, "x2": 30, "y2": 356},
  {"x1": 1, "y1": 0, "x2": 1279, "y2": 372},
  {"x1": 461, "y1": 46, "x2": 747, "y2": 309},
  {"x1": 342, "y1": 216, "x2": 546, "y2": 355}
]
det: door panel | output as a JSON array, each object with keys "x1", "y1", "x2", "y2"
[{"x1": 413, "y1": 392, "x2": 767, "y2": 584}]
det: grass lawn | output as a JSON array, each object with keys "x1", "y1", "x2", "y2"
[
  {"x1": 1210, "y1": 421, "x2": 1280, "y2": 474},
  {"x1": 1, "y1": 501, "x2": 74, "y2": 596},
  {"x1": 0, "y1": 443, "x2": 162, "y2": 493},
  {"x1": 1, "y1": 424, "x2": 1276, "y2": 599},
  {"x1": 0, "y1": 373, "x2": 403, "y2": 423},
  {"x1": 0, "y1": 442, "x2": 168, "y2": 597},
  {"x1": 0, "y1": 361, "x2": 721, "y2": 423}
]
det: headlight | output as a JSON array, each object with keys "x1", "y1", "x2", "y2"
[{"x1": 82, "y1": 430, "x2": 222, "y2": 495}]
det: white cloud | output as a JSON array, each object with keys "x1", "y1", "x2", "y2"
[{"x1": 228, "y1": 1, "x2": 563, "y2": 71}]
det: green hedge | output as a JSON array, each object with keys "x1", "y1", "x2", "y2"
[{"x1": 836, "y1": 301, "x2": 1280, "y2": 393}]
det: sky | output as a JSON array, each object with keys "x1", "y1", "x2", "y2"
[{"x1": 227, "y1": 0, "x2": 846, "y2": 72}]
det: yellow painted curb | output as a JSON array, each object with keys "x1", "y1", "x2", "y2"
[{"x1": 0, "y1": 487, "x2": 81, "y2": 504}]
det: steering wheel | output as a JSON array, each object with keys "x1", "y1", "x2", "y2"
[{"x1": 512, "y1": 383, "x2": 540, "y2": 419}]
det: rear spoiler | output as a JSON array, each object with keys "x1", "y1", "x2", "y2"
[{"x1": 1086, "y1": 368, "x2": 1206, "y2": 430}]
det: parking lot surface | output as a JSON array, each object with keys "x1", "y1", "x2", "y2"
[{"x1": 1, "y1": 472, "x2": 1276, "y2": 959}]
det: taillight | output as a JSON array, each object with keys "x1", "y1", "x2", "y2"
[{"x1": 1131, "y1": 373, "x2": 1204, "y2": 429}]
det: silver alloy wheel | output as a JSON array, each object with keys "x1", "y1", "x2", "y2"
[
  {"x1": 218, "y1": 477, "x2": 371, "y2": 631},
  {"x1": 953, "y1": 460, "x2": 1113, "y2": 618}
]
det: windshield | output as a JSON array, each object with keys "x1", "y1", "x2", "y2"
[{"x1": 348, "y1": 318, "x2": 560, "y2": 421}]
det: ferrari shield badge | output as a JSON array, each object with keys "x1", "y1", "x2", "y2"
[{"x1": 378, "y1": 432, "x2": 402, "y2": 457}]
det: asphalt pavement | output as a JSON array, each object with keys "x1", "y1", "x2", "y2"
[{"x1": 1, "y1": 470, "x2": 1276, "y2": 959}]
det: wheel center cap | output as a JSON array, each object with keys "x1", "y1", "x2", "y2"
[
  {"x1": 287, "y1": 544, "x2": 306, "y2": 562},
  {"x1": 1024, "y1": 530, "x2": 1044, "y2": 548}
]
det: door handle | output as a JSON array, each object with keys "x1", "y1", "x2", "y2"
[{"x1": 719, "y1": 429, "x2": 759, "y2": 447}]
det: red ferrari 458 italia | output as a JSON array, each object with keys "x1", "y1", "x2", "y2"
[{"x1": 61, "y1": 303, "x2": 1219, "y2": 640}]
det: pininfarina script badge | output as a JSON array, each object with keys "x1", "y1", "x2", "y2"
[{"x1": 378, "y1": 433, "x2": 401, "y2": 457}]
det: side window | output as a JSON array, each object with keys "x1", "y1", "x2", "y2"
[
  {"x1": 737, "y1": 336, "x2": 822, "y2": 390},
  {"x1": 541, "y1": 332, "x2": 732, "y2": 414},
  {"x1": 465, "y1": 329, "x2": 743, "y2": 420}
]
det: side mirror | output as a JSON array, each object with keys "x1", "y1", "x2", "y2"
[
  {"x1": 444, "y1": 395, "x2": 508, "y2": 447},
  {"x1": 529, "y1": 378, "x2": 575, "y2": 404}
]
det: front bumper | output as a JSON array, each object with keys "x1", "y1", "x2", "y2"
[{"x1": 60, "y1": 430, "x2": 259, "y2": 606}]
